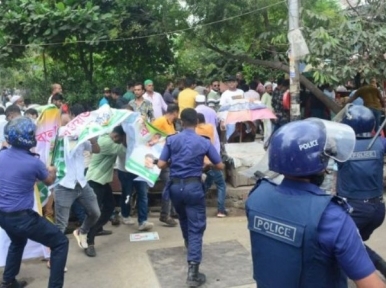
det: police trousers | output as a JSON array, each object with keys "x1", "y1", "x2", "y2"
[
  {"x1": 348, "y1": 197, "x2": 386, "y2": 264},
  {"x1": 0, "y1": 209, "x2": 69, "y2": 288},
  {"x1": 170, "y1": 179, "x2": 206, "y2": 263}
]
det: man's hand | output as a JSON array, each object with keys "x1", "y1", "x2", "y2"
[
  {"x1": 47, "y1": 166, "x2": 57, "y2": 174},
  {"x1": 89, "y1": 136, "x2": 98, "y2": 144},
  {"x1": 220, "y1": 121, "x2": 226, "y2": 131}
]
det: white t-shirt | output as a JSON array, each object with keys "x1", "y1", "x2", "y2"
[
  {"x1": 0, "y1": 116, "x2": 7, "y2": 146},
  {"x1": 218, "y1": 89, "x2": 245, "y2": 120},
  {"x1": 115, "y1": 150, "x2": 126, "y2": 172}
]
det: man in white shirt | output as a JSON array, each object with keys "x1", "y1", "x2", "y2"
[
  {"x1": 143, "y1": 79, "x2": 167, "y2": 119},
  {"x1": 0, "y1": 106, "x2": 6, "y2": 148},
  {"x1": 48, "y1": 83, "x2": 62, "y2": 104},
  {"x1": 219, "y1": 76, "x2": 245, "y2": 141},
  {"x1": 53, "y1": 105, "x2": 101, "y2": 252},
  {"x1": 244, "y1": 81, "x2": 260, "y2": 101}
]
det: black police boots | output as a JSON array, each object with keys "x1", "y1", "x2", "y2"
[
  {"x1": 186, "y1": 262, "x2": 206, "y2": 287},
  {"x1": 1, "y1": 279, "x2": 27, "y2": 288}
]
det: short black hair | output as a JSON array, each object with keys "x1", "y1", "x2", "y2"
[
  {"x1": 5, "y1": 105, "x2": 21, "y2": 117},
  {"x1": 122, "y1": 104, "x2": 134, "y2": 111},
  {"x1": 166, "y1": 104, "x2": 179, "y2": 114},
  {"x1": 51, "y1": 93, "x2": 64, "y2": 102},
  {"x1": 181, "y1": 108, "x2": 197, "y2": 126},
  {"x1": 241, "y1": 84, "x2": 249, "y2": 92},
  {"x1": 70, "y1": 104, "x2": 85, "y2": 117},
  {"x1": 197, "y1": 113, "x2": 205, "y2": 124},
  {"x1": 111, "y1": 87, "x2": 122, "y2": 95},
  {"x1": 249, "y1": 81, "x2": 258, "y2": 90},
  {"x1": 282, "y1": 79, "x2": 290, "y2": 87},
  {"x1": 0, "y1": 107, "x2": 4, "y2": 115},
  {"x1": 184, "y1": 78, "x2": 196, "y2": 88},
  {"x1": 112, "y1": 125, "x2": 125, "y2": 136},
  {"x1": 24, "y1": 99, "x2": 31, "y2": 106},
  {"x1": 134, "y1": 82, "x2": 145, "y2": 90},
  {"x1": 196, "y1": 80, "x2": 203, "y2": 86},
  {"x1": 127, "y1": 81, "x2": 135, "y2": 88},
  {"x1": 24, "y1": 108, "x2": 38, "y2": 117},
  {"x1": 211, "y1": 79, "x2": 219, "y2": 85}
]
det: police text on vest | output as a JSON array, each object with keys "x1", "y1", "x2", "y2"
[
  {"x1": 254, "y1": 216, "x2": 296, "y2": 242},
  {"x1": 298, "y1": 140, "x2": 318, "y2": 151}
]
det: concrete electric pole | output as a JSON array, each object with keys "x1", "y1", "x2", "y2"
[{"x1": 288, "y1": 0, "x2": 301, "y2": 122}]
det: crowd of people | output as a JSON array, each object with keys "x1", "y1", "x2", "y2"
[{"x1": 1, "y1": 72, "x2": 386, "y2": 288}]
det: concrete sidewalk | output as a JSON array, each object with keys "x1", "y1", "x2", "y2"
[{"x1": 2, "y1": 212, "x2": 386, "y2": 288}]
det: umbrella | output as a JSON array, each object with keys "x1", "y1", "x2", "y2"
[
  {"x1": 219, "y1": 102, "x2": 276, "y2": 125},
  {"x1": 218, "y1": 102, "x2": 276, "y2": 142}
]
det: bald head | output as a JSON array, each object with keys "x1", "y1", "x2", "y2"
[{"x1": 51, "y1": 83, "x2": 62, "y2": 94}]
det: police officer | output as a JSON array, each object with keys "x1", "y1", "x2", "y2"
[
  {"x1": 0, "y1": 117, "x2": 69, "y2": 288},
  {"x1": 246, "y1": 118, "x2": 385, "y2": 288},
  {"x1": 338, "y1": 104, "x2": 386, "y2": 277},
  {"x1": 157, "y1": 108, "x2": 224, "y2": 287}
]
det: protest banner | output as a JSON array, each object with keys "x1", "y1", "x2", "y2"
[
  {"x1": 59, "y1": 104, "x2": 137, "y2": 156},
  {"x1": 123, "y1": 119, "x2": 167, "y2": 187}
]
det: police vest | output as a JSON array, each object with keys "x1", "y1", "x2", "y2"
[
  {"x1": 246, "y1": 180, "x2": 347, "y2": 288},
  {"x1": 337, "y1": 137, "x2": 384, "y2": 200}
]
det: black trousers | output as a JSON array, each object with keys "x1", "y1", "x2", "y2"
[{"x1": 87, "y1": 181, "x2": 115, "y2": 245}]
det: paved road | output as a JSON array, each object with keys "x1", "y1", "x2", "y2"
[{"x1": 1, "y1": 211, "x2": 385, "y2": 288}]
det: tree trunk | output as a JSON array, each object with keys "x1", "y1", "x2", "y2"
[
  {"x1": 203, "y1": 42, "x2": 341, "y2": 114},
  {"x1": 42, "y1": 49, "x2": 48, "y2": 82},
  {"x1": 88, "y1": 49, "x2": 94, "y2": 85}
]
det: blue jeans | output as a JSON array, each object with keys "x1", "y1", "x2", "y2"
[
  {"x1": 226, "y1": 124, "x2": 236, "y2": 141},
  {"x1": 170, "y1": 180, "x2": 206, "y2": 263},
  {"x1": 369, "y1": 108, "x2": 382, "y2": 131},
  {"x1": 348, "y1": 198, "x2": 385, "y2": 266},
  {"x1": 117, "y1": 170, "x2": 149, "y2": 225},
  {"x1": 159, "y1": 168, "x2": 175, "y2": 218},
  {"x1": 205, "y1": 169, "x2": 226, "y2": 212},
  {"x1": 0, "y1": 209, "x2": 69, "y2": 288},
  {"x1": 71, "y1": 199, "x2": 86, "y2": 223}
]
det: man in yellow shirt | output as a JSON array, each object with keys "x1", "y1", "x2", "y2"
[
  {"x1": 152, "y1": 104, "x2": 179, "y2": 226},
  {"x1": 195, "y1": 113, "x2": 215, "y2": 144},
  {"x1": 348, "y1": 80, "x2": 385, "y2": 130},
  {"x1": 152, "y1": 104, "x2": 179, "y2": 135},
  {"x1": 178, "y1": 78, "x2": 198, "y2": 117}
]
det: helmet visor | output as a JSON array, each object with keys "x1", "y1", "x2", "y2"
[{"x1": 306, "y1": 118, "x2": 356, "y2": 162}]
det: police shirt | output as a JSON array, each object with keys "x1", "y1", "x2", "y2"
[
  {"x1": 248, "y1": 179, "x2": 375, "y2": 281},
  {"x1": 159, "y1": 128, "x2": 221, "y2": 178},
  {"x1": 0, "y1": 148, "x2": 48, "y2": 212}
]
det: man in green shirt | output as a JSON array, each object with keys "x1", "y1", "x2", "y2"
[
  {"x1": 85, "y1": 126, "x2": 127, "y2": 257},
  {"x1": 123, "y1": 81, "x2": 135, "y2": 102}
]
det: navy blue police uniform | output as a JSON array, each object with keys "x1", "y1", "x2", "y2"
[
  {"x1": 159, "y1": 128, "x2": 221, "y2": 263},
  {"x1": 338, "y1": 104, "x2": 386, "y2": 275},
  {"x1": 246, "y1": 118, "x2": 377, "y2": 288},
  {"x1": 246, "y1": 178, "x2": 375, "y2": 288},
  {"x1": 337, "y1": 137, "x2": 386, "y2": 268}
]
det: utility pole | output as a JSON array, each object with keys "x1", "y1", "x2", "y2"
[{"x1": 288, "y1": 0, "x2": 301, "y2": 122}]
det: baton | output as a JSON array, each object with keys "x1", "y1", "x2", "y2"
[
  {"x1": 50, "y1": 131, "x2": 60, "y2": 166},
  {"x1": 366, "y1": 116, "x2": 386, "y2": 150}
]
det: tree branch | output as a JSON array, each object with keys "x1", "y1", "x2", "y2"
[{"x1": 201, "y1": 41, "x2": 341, "y2": 113}]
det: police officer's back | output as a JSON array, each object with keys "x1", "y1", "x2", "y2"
[
  {"x1": 338, "y1": 104, "x2": 386, "y2": 277},
  {"x1": 157, "y1": 108, "x2": 224, "y2": 287},
  {"x1": 246, "y1": 118, "x2": 385, "y2": 288}
]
